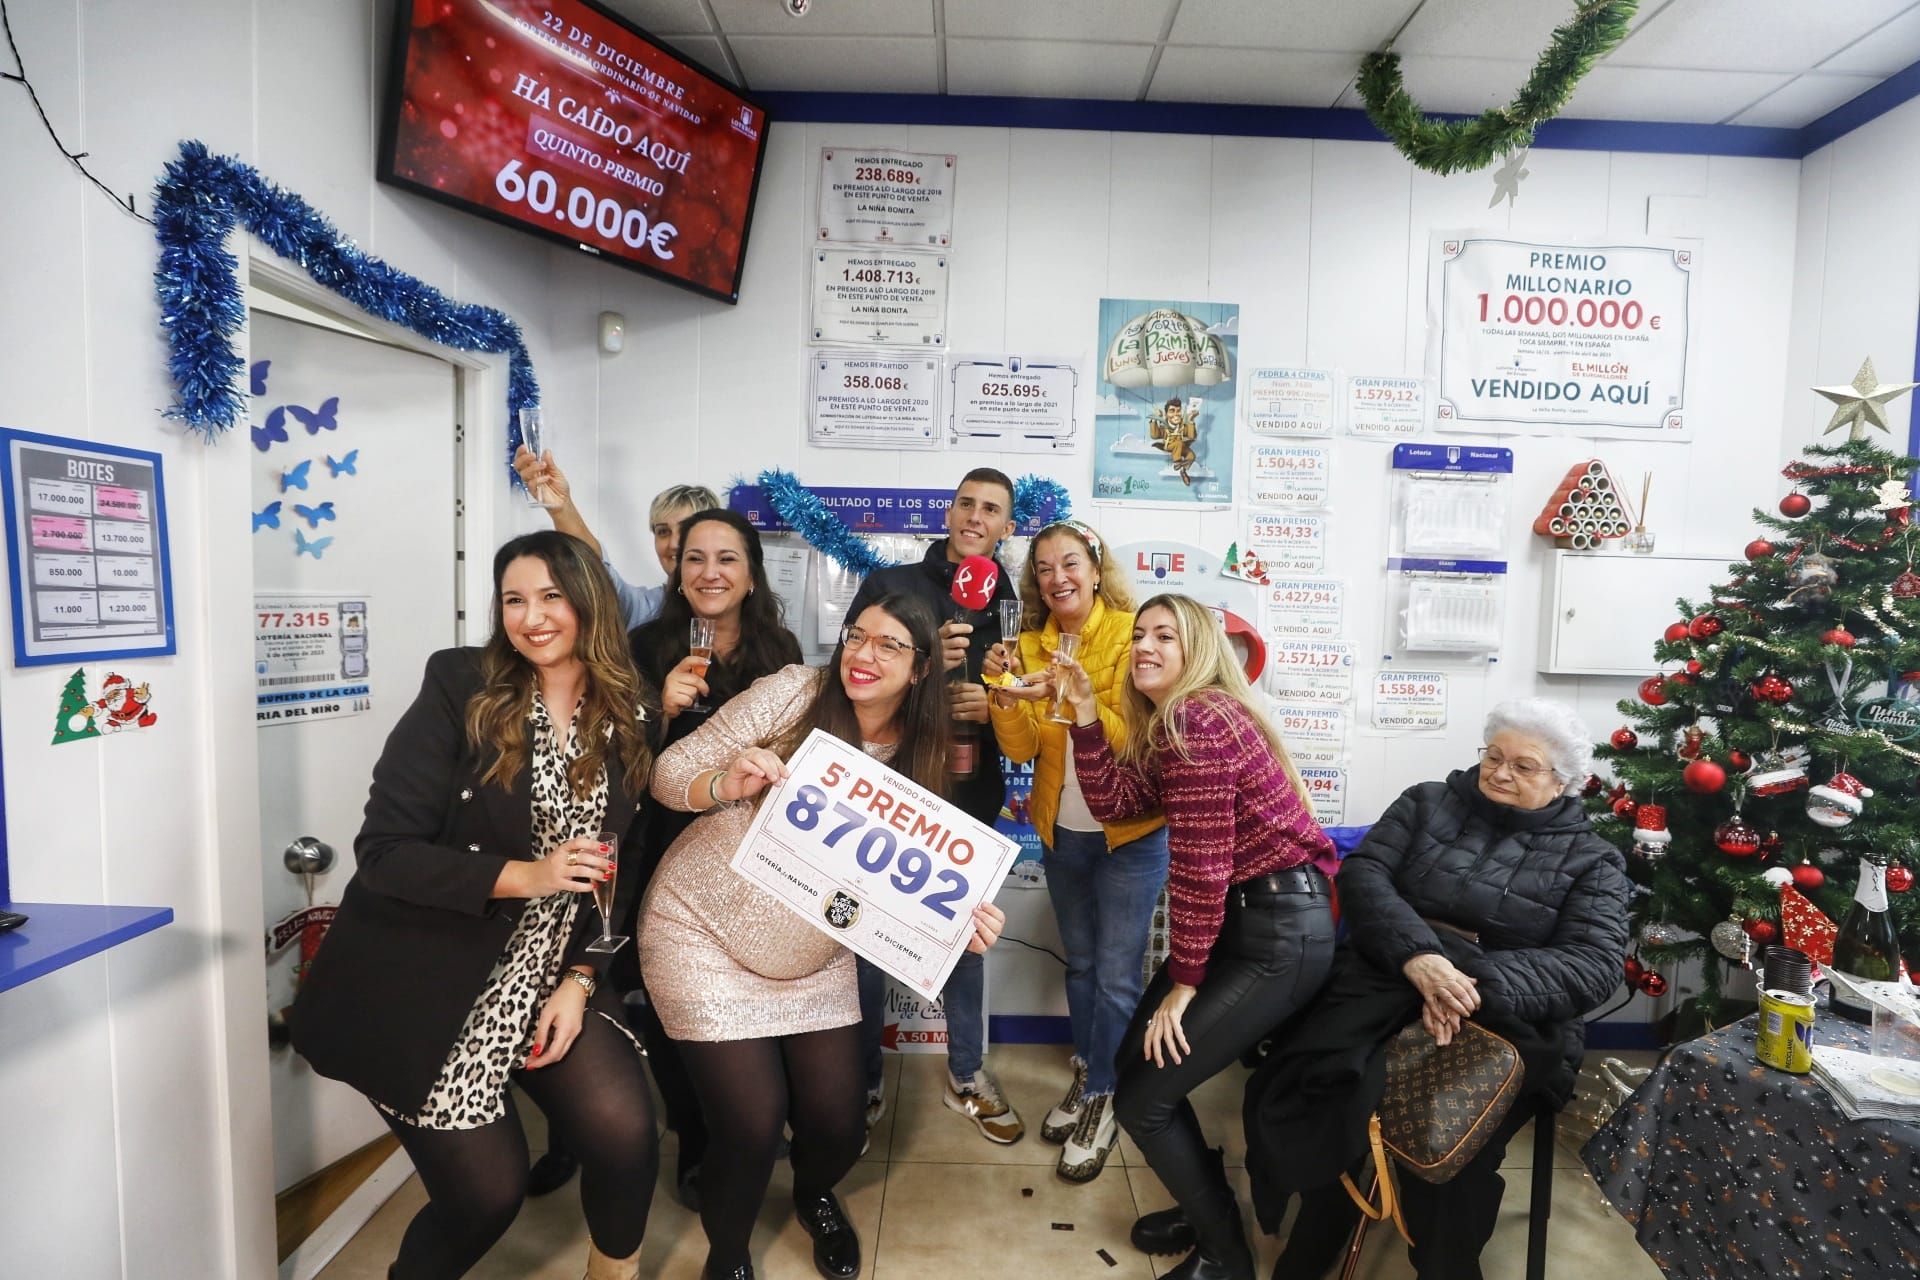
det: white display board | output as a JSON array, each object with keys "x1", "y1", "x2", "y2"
[
  {"x1": 808, "y1": 352, "x2": 942, "y2": 449},
  {"x1": 254, "y1": 594, "x2": 372, "y2": 725},
  {"x1": 1244, "y1": 367, "x2": 1337, "y2": 437},
  {"x1": 811, "y1": 247, "x2": 950, "y2": 348},
  {"x1": 947, "y1": 354, "x2": 1078, "y2": 451},
  {"x1": 817, "y1": 147, "x2": 957, "y2": 248}
]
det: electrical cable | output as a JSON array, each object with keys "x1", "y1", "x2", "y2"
[{"x1": 1, "y1": 0, "x2": 152, "y2": 224}]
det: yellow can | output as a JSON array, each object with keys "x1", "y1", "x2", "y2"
[{"x1": 1755, "y1": 988, "x2": 1815, "y2": 1073}]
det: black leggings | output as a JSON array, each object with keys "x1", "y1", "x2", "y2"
[
  {"x1": 677, "y1": 1024, "x2": 865, "y2": 1271},
  {"x1": 626, "y1": 988, "x2": 709, "y2": 1172},
  {"x1": 1114, "y1": 882, "x2": 1335, "y2": 1212},
  {"x1": 379, "y1": 1014, "x2": 657, "y2": 1278}
]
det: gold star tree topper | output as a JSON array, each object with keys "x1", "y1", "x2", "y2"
[{"x1": 1813, "y1": 357, "x2": 1917, "y2": 440}]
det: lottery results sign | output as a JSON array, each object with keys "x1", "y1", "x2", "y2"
[
  {"x1": 1428, "y1": 233, "x2": 1693, "y2": 439},
  {"x1": 730, "y1": 729, "x2": 1018, "y2": 995}
]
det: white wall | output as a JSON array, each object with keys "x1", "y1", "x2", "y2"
[{"x1": 569, "y1": 123, "x2": 1805, "y2": 1023}]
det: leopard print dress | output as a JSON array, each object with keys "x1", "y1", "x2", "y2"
[{"x1": 381, "y1": 694, "x2": 637, "y2": 1130}]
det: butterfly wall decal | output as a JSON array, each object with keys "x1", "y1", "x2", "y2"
[
  {"x1": 252, "y1": 501, "x2": 282, "y2": 532},
  {"x1": 292, "y1": 501, "x2": 336, "y2": 528},
  {"x1": 281, "y1": 460, "x2": 312, "y2": 492},
  {"x1": 294, "y1": 529, "x2": 334, "y2": 559},
  {"x1": 251, "y1": 405, "x2": 289, "y2": 453},
  {"x1": 325, "y1": 450, "x2": 359, "y2": 478},
  {"x1": 250, "y1": 360, "x2": 271, "y2": 396},
  {"x1": 288, "y1": 396, "x2": 340, "y2": 434}
]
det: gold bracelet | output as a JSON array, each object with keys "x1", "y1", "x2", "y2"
[{"x1": 564, "y1": 968, "x2": 597, "y2": 998}]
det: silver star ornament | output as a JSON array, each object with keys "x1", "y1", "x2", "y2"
[
  {"x1": 1812, "y1": 357, "x2": 1917, "y2": 440},
  {"x1": 1489, "y1": 149, "x2": 1530, "y2": 209}
]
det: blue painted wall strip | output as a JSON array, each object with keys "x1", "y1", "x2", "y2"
[
  {"x1": 1799, "y1": 54, "x2": 1920, "y2": 156},
  {"x1": 760, "y1": 91, "x2": 1802, "y2": 158}
]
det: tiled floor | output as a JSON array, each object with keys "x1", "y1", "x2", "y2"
[{"x1": 318, "y1": 1044, "x2": 1664, "y2": 1279}]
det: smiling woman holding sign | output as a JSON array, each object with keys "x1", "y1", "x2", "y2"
[
  {"x1": 640, "y1": 589, "x2": 1005, "y2": 1280},
  {"x1": 1057, "y1": 592, "x2": 1338, "y2": 1280}
]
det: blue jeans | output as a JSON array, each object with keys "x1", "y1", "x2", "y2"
[
  {"x1": 858, "y1": 947, "x2": 985, "y2": 1090},
  {"x1": 1045, "y1": 825, "x2": 1170, "y2": 1096}
]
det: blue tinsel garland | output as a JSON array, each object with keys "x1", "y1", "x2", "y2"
[
  {"x1": 153, "y1": 141, "x2": 539, "y2": 477},
  {"x1": 755, "y1": 469, "x2": 1071, "y2": 573}
]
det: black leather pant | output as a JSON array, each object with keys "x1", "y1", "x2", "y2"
[{"x1": 1114, "y1": 872, "x2": 1336, "y2": 1218}]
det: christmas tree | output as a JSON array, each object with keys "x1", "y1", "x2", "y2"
[
  {"x1": 51, "y1": 667, "x2": 99, "y2": 744},
  {"x1": 1593, "y1": 363, "x2": 1920, "y2": 1022}
]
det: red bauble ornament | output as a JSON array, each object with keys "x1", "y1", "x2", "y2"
[
  {"x1": 1688, "y1": 613, "x2": 1724, "y2": 641},
  {"x1": 1759, "y1": 829, "x2": 1783, "y2": 858},
  {"x1": 1820, "y1": 627, "x2": 1857, "y2": 648},
  {"x1": 1582, "y1": 773, "x2": 1605, "y2": 798},
  {"x1": 1639, "y1": 676, "x2": 1668, "y2": 706},
  {"x1": 1728, "y1": 749, "x2": 1752, "y2": 771},
  {"x1": 1638, "y1": 970, "x2": 1669, "y2": 997},
  {"x1": 1888, "y1": 863, "x2": 1914, "y2": 894},
  {"x1": 1685, "y1": 659, "x2": 1704, "y2": 675},
  {"x1": 1662, "y1": 621, "x2": 1691, "y2": 644},
  {"x1": 1612, "y1": 795, "x2": 1640, "y2": 821},
  {"x1": 1743, "y1": 919, "x2": 1778, "y2": 945},
  {"x1": 1780, "y1": 491, "x2": 1812, "y2": 518},
  {"x1": 1610, "y1": 727, "x2": 1638, "y2": 751},
  {"x1": 1683, "y1": 759, "x2": 1728, "y2": 794},
  {"x1": 1744, "y1": 539, "x2": 1775, "y2": 561},
  {"x1": 1624, "y1": 956, "x2": 1644, "y2": 985},
  {"x1": 1792, "y1": 861, "x2": 1825, "y2": 891},
  {"x1": 1713, "y1": 816, "x2": 1762, "y2": 856},
  {"x1": 1750, "y1": 674, "x2": 1794, "y2": 704}
]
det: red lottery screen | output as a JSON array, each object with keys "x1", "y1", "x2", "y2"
[{"x1": 380, "y1": 0, "x2": 770, "y2": 302}]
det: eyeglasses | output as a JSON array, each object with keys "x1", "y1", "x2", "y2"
[
  {"x1": 1478, "y1": 747, "x2": 1555, "y2": 780},
  {"x1": 841, "y1": 625, "x2": 922, "y2": 663}
]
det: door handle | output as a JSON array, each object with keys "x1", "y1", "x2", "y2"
[{"x1": 283, "y1": 836, "x2": 337, "y2": 876}]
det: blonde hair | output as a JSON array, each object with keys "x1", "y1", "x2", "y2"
[
  {"x1": 1017, "y1": 523, "x2": 1136, "y2": 632},
  {"x1": 1116, "y1": 593, "x2": 1306, "y2": 800}
]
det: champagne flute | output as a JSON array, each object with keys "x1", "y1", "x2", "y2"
[
  {"x1": 1047, "y1": 632, "x2": 1082, "y2": 724},
  {"x1": 997, "y1": 599, "x2": 1023, "y2": 668},
  {"x1": 519, "y1": 407, "x2": 560, "y2": 508},
  {"x1": 584, "y1": 831, "x2": 627, "y2": 954},
  {"x1": 688, "y1": 617, "x2": 716, "y2": 712}
]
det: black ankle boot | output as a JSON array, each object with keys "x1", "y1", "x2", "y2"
[
  {"x1": 1161, "y1": 1183, "x2": 1255, "y2": 1280},
  {"x1": 793, "y1": 1191, "x2": 861, "y2": 1279},
  {"x1": 1131, "y1": 1204, "x2": 1196, "y2": 1256},
  {"x1": 701, "y1": 1262, "x2": 753, "y2": 1280}
]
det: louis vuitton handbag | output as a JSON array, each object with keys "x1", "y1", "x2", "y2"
[{"x1": 1341, "y1": 1020, "x2": 1525, "y2": 1244}]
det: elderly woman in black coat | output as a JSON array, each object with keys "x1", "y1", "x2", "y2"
[{"x1": 1237, "y1": 698, "x2": 1630, "y2": 1280}]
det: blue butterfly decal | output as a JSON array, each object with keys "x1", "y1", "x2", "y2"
[
  {"x1": 292, "y1": 501, "x2": 336, "y2": 528},
  {"x1": 251, "y1": 405, "x2": 288, "y2": 453},
  {"x1": 251, "y1": 501, "x2": 282, "y2": 532},
  {"x1": 288, "y1": 397, "x2": 340, "y2": 434},
  {"x1": 294, "y1": 529, "x2": 334, "y2": 559},
  {"x1": 280, "y1": 460, "x2": 312, "y2": 492},
  {"x1": 325, "y1": 449, "x2": 359, "y2": 478},
  {"x1": 250, "y1": 360, "x2": 271, "y2": 396}
]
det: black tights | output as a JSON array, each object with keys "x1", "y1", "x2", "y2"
[
  {"x1": 677, "y1": 1024, "x2": 864, "y2": 1271},
  {"x1": 379, "y1": 1015, "x2": 657, "y2": 1278},
  {"x1": 626, "y1": 991, "x2": 709, "y2": 1174}
]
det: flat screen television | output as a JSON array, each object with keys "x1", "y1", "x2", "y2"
[{"x1": 379, "y1": 0, "x2": 770, "y2": 303}]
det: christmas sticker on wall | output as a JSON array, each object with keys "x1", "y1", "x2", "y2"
[{"x1": 51, "y1": 667, "x2": 159, "y2": 744}]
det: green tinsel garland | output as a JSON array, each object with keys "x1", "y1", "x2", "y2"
[{"x1": 1358, "y1": 0, "x2": 1640, "y2": 176}]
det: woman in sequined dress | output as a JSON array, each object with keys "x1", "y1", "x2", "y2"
[
  {"x1": 293, "y1": 531, "x2": 658, "y2": 1280},
  {"x1": 640, "y1": 590, "x2": 1005, "y2": 1280}
]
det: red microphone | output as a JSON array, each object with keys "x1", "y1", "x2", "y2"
[{"x1": 950, "y1": 555, "x2": 999, "y2": 613}]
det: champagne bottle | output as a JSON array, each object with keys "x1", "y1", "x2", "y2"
[{"x1": 1830, "y1": 857, "x2": 1900, "y2": 1022}]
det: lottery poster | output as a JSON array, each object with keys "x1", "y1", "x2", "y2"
[
  {"x1": 255, "y1": 594, "x2": 373, "y2": 725},
  {"x1": 0, "y1": 428, "x2": 175, "y2": 665},
  {"x1": 1092, "y1": 298, "x2": 1239, "y2": 509},
  {"x1": 1372, "y1": 669, "x2": 1449, "y2": 731},
  {"x1": 729, "y1": 728, "x2": 1019, "y2": 995},
  {"x1": 1244, "y1": 367, "x2": 1337, "y2": 437}
]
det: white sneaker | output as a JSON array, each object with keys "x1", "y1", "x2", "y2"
[
  {"x1": 1041, "y1": 1059, "x2": 1088, "y2": 1143},
  {"x1": 1057, "y1": 1093, "x2": 1117, "y2": 1183}
]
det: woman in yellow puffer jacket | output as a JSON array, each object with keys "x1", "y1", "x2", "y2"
[{"x1": 983, "y1": 520, "x2": 1168, "y2": 1184}]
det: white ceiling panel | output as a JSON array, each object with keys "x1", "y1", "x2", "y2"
[
  {"x1": 1167, "y1": 0, "x2": 1416, "y2": 52},
  {"x1": 947, "y1": 38, "x2": 1154, "y2": 101},
  {"x1": 946, "y1": 0, "x2": 1175, "y2": 45},
  {"x1": 1563, "y1": 64, "x2": 1793, "y2": 123},
  {"x1": 708, "y1": 0, "x2": 935, "y2": 37},
  {"x1": 728, "y1": 35, "x2": 940, "y2": 92},
  {"x1": 599, "y1": 0, "x2": 714, "y2": 36},
  {"x1": 655, "y1": 34, "x2": 736, "y2": 81},
  {"x1": 1728, "y1": 73, "x2": 1880, "y2": 127},
  {"x1": 1821, "y1": 5, "x2": 1920, "y2": 74},
  {"x1": 1617, "y1": 0, "x2": 1912, "y2": 73},
  {"x1": 1397, "y1": 0, "x2": 1661, "y2": 61},
  {"x1": 1148, "y1": 47, "x2": 1361, "y2": 107}
]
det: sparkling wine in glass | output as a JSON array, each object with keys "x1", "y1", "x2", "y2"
[
  {"x1": 519, "y1": 407, "x2": 560, "y2": 508},
  {"x1": 585, "y1": 831, "x2": 627, "y2": 954},
  {"x1": 688, "y1": 617, "x2": 717, "y2": 712},
  {"x1": 997, "y1": 599, "x2": 1023, "y2": 666},
  {"x1": 1048, "y1": 632, "x2": 1082, "y2": 724}
]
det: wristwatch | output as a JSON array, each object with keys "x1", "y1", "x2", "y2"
[{"x1": 563, "y1": 968, "x2": 597, "y2": 998}]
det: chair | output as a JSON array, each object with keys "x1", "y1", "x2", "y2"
[{"x1": 1335, "y1": 1097, "x2": 1557, "y2": 1280}]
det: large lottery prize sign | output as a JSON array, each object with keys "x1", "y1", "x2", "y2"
[{"x1": 730, "y1": 729, "x2": 1017, "y2": 995}]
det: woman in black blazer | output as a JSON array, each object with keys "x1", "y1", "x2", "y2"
[{"x1": 294, "y1": 531, "x2": 657, "y2": 1280}]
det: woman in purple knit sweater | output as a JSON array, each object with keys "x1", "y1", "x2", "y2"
[{"x1": 1058, "y1": 592, "x2": 1338, "y2": 1280}]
